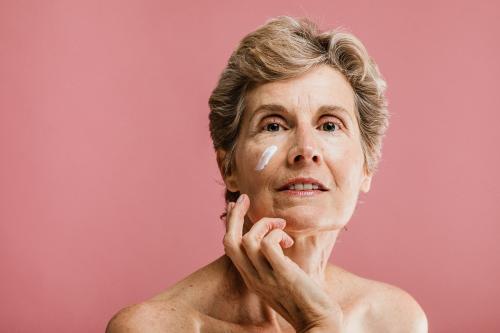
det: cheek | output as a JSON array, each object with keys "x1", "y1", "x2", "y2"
[
  {"x1": 255, "y1": 145, "x2": 278, "y2": 171},
  {"x1": 324, "y1": 140, "x2": 365, "y2": 187},
  {"x1": 235, "y1": 144, "x2": 276, "y2": 190}
]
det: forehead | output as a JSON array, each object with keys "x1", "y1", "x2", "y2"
[{"x1": 245, "y1": 65, "x2": 356, "y2": 118}]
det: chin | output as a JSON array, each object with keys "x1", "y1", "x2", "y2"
[{"x1": 275, "y1": 206, "x2": 343, "y2": 233}]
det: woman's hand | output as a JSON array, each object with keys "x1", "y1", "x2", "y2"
[{"x1": 222, "y1": 193, "x2": 344, "y2": 333}]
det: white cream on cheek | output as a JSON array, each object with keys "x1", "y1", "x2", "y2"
[{"x1": 255, "y1": 145, "x2": 278, "y2": 171}]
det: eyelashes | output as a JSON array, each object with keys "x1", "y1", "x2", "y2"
[{"x1": 260, "y1": 116, "x2": 344, "y2": 133}]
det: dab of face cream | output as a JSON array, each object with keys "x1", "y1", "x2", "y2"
[{"x1": 255, "y1": 145, "x2": 278, "y2": 171}]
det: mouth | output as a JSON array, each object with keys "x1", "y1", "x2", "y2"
[{"x1": 276, "y1": 177, "x2": 329, "y2": 193}]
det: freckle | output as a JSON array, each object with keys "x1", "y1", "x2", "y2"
[{"x1": 255, "y1": 145, "x2": 278, "y2": 171}]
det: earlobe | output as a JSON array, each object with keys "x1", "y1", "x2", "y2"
[{"x1": 216, "y1": 149, "x2": 239, "y2": 192}]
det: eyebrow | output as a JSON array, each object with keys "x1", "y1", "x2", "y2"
[{"x1": 249, "y1": 103, "x2": 354, "y2": 123}]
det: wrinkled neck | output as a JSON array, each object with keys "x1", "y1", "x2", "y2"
[{"x1": 283, "y1": 229, "x2": 338, "y2": 284}]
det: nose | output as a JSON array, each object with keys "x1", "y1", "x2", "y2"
[{"x1": 287, "y1": 125, "x2": 322, "y2": 166}]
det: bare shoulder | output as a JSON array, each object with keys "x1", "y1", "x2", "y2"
[
  {"x1": 328, "y1": 265, "x2": 427, "y2": 333},
  {"x1": 105, "y1": 256, "x2": 229, "y2": 333},
  {"x1": 105, "y1": 300, "x2": 200, "y2": 333},
  {"x1": 363, "y1": 279, "x2": 428, "y2": 333}
]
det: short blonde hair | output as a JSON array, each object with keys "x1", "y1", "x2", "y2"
[{"x1": 209, "y1": 16, "x2": 390, "y2": 204}]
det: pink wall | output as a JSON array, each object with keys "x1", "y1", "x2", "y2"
[{"x1": 1, "y1": 0, "x2": 499, "y2": 331}]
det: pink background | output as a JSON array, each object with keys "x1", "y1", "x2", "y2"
[{"x1": 1, "y1": 1, "x2": 499, "y2": 332}]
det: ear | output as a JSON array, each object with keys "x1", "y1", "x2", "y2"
[
  {"x1": 360, "y1": 170, "x2": 373, "y2": 193},
  {"x1": 216, "y1": 149, "x2": 240, "y2": 192}
]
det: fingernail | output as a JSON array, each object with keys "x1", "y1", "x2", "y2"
[{"x1": 237, "y1": 194, "x2": 244, "y2": 204}]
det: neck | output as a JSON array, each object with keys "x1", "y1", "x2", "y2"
[
  {"x1": 283, "y1": 228, "x2": 338, "y2": 283},
  {"x1": 226, "y1": 229, "x2": 340, "y2": 330}
]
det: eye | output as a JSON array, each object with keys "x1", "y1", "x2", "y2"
[
  {"x1": 320, "y1": 120, "x2": 343, "y2": 132},
  {"x1": 259, "y1": 116, "x2": 342, "y2": 133},
  {"x1": 261, "y1": 116, "x2": 287, "y2": 132},
  {"x1": 265, "y1": 122, "x2": 282, "y2": 132}
]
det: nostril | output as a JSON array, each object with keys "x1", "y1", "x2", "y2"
[{"x1": 293, "y1": 154, "x2": 320, "y2": 163}]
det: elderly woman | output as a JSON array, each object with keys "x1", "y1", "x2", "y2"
[{"x1": 107, "y1": 16, "x2": 428, "y2": 332}]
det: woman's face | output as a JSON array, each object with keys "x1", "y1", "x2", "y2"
[{"x1": 221, "y1": 65, "x2": 372, "y2": 233}]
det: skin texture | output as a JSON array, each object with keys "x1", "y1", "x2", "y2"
[
  {"x1": 223, "y1": 64, "x2": 372, "y2": 279},
  {"x1": 106, "y1": 65, "x2": 428, "y2": 332},
  {"x1": 222, "y1": 195, "x2": 343, "y2": 332}
]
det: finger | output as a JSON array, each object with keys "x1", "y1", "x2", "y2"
[
  {"x1": 244, "y1": 217, "x2": 286, "y2": 241},
  {"x1": 260, "y1": 228, "x2": 295, "y2": 273},
  {"x1": 224, "y1": 202, "x2": 235, "y2": 227},
  {"x1": 225, "y1": 194, "x2": 250, "y2": 240},
  {"x1": 241, "y1": 217, "x2": 286, "y2": 276},
  {"x1": 227, "y1": 201, "x2": 235, "y2": 214},
  {"x1": 222, "y1": 194, "x2": 259, "y2": 287},
  {"x1": 222, "y1": 237, "x2": 259, "y2": 290},
  {"x1": 227, "y1": 202, "x2": 236, "y2": 215}
]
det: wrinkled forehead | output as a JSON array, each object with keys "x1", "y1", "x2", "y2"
[{"x1": 243, "y1": 66, "x2": 356, "y2": 122}]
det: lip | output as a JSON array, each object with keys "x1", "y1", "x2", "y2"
[
  {"x1": 279, "y1": 189, "x2": 325, "y2": 197},
  {"x1": 276, "y1": 177, "x2": 329, "y2": 191}
]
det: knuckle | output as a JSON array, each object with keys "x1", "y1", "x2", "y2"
[
  {"x1": 263, "y1": 229, "x2": 286, "y2": 248},
  {"x1": 268, "y1": 228, "x2": 283, "y2": 237},
  {"x1": 261, "y1": 236, "x2": 274, "y2": 250},
  {"x1": 266, "y1": 217, "x2": 286, "y2": 229},
  {"x1": 262, "y1": 217, "x2": 280, "y2": 224},
  {"x1": 253, "y1": 218, "x2": 284, "y2": 234},
  {"x1": 241, "y1": 234, "x2": 256, "y2": 248},
  {"x1": 252, "y1": 218, "x2": 270, "y2": 231}
]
